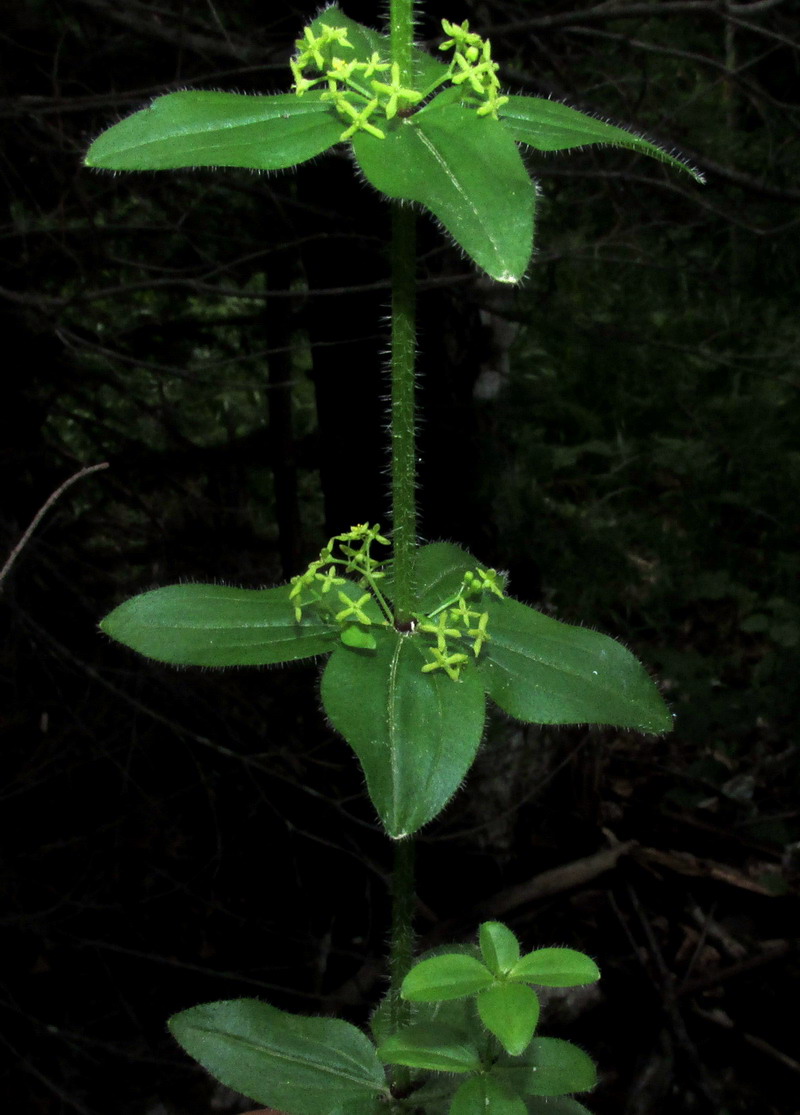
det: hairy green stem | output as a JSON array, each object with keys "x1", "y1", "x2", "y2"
[
  {"x1": 390, "y1": 0, "x2": 415, "y2": 87},
  {"x1": 389, "y1": 201, "x2": 418, "y2": 624},
  {"x1": 388, "y1": 837, "x2": 415, "y2": 1095},
  {"x1": 387, "y1": 3, "x2": 418, "y2": 1095}
]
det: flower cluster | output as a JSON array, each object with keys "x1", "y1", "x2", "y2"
[
  {"x1": 289, "y1": 525, "x2": 503, "y2": 679},
  {"x1": 288, "y1": 523, "x2": 391, "y2": 624},
  {"x1": 438, "y1": 19, "x2": 509, "y2": 118},
  {"x1": 417, "y1": 566, "x2": 504, "y2": 680},
  {"x1": 290, "y1": 18, "x2": 507, "y2": 141}
]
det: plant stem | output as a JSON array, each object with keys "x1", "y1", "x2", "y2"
[
  {"x1": 390, "y1": 0, "x2": 415, "y2": 87},
  {"x1": 389, "y1": 200, "x2": 418, "y2": 624},
  {"x1": 388, "y1": 837, "x2": 415, "y2": 1061},
  {"x1": 386, "y1": 4, "x2": 418, "y2": 1097}
]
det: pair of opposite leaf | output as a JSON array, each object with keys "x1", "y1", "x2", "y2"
[{"x1": 84, "y1": 6, "x2": 704, "y2": 283}]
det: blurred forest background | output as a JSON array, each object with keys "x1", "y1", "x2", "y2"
[{"x1": 2, "y1": 1, "x2": 799, "y2": 1113}]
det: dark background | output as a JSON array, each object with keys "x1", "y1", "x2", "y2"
[{"x1": 2, "y1": 2, "x2": 799, "y2": 1113}]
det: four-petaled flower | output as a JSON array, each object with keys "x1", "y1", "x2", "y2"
[
  {"x1": 418, "y1": 612, "x2": 462, "y2": 651},
  {"x1": 421, "y1": 647, "x2": 470, "y2": 681},
  {"x1": 335, "y1": 591, "x2": 375, "y2": 625},
  {"x1": 370, "y1": 62, "x2": 423, "y2": 120},
  {"x1": 316, "y1": 566, "x2": 346, "y2": 593}
]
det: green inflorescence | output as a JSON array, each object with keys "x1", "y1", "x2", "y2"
[
  {"x1": 291, "y1": 18, "x2": 508, "y2": 141},
  {"x1": 439, "y1": 18, "x2": 508, "y2": 118},
  {"x1": 416, "y1": 565, "x2": 504, "y2": 679},
  {"x1": 288, "y1": 525, "x2": 505, "y2": 680},
  {"x1": 288, "y1": 523, "x2": 392, "y2": 625}
]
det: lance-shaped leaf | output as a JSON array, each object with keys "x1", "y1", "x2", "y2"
[
  {"x1": 353, "y1": 99, "x2": 534, "y2": 283},
  {"x1": 451, "y1": 1076, "x2": 527, "y2": 1115},
  {"x1": 508, "y1": 948, "x2": 600, "y2": 988},
  {"x1": 169, "y1": 999, "x2": 387, "y2": 1115},
  {"x1": 85, "y1": 91, "x2": 342, "y2": 171},
  {"x1": 100, "y1": 583, "x2": 339, "y2": 667},
  {"x1": 480, "y1": 596, "x2": 673, "y2": 732},
  {"x1": 320, "y1": 627, "x2": 486, "y2": 838},
  {"x1": 401, "y1": 954, "x2": 494, "y2": 1002},
  {"x1": 377, "y1": 1023, "x2": 481, "y2": 1073},
  {"x1": 497, "y1": 1037, "x2": 597, "y2": 1097},
  {"x1": 499, "y1": 96, "x2": 704, "y2": 182}
]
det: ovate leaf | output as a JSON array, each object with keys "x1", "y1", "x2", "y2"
[
  {"x1": 169, "y1": 999, "x2": 387, "y2": 1115},
  {"x1": 100, "y1": 583, "x2": 337, "y2": 666},
  {"x1": 321, "y1": 629, "x2": 486, "y2": 838},
  {"x1": 451, "y1": 1076, "x2": 527, "y2": 1115},
  {"x1": 377, "y1": 1023, "x2": 481, "y2": 1073},
  {"x1": 508, "y1": 949, "x2": 600, "y2": 989},
  {"x1": 499, "y1": 95, "x2": 704, "y2": 182},
  {"x1": 498, "y1": 1038, "x2": 597, "y2": 1097},
  {"x1": 401, "y1": 954, "x2": 494, "y2": 1002},
  {"x1": 481, "y1": 596, "x2": 673, "y2": 732},
  {"x1": 477, "y1": 983, "x2": 540, "y2": 1056},
  {"x1": 479, "y1": 922, "x2": 521, "y2": 976},
  {"x1": 85, "y1": 91, "x2": 341, "y2": 171},
  {"x1": 353, "y1": 99, "x2": 534, "y2": 283}
]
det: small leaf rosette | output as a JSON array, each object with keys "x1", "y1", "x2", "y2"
[{"x1": 376, "y1": 922, "x2": 600, "y2": 1113}]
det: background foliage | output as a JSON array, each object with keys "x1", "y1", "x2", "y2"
[{"x1": 2, "y1": 2, "x2": 798, "y2": 1113}]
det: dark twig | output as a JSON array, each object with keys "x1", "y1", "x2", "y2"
[{"x1": 0, "y1": 462, "x2": 109, "y2": 592}]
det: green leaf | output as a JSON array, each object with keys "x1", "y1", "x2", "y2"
[
  {"x1": 406, "y1": 985, "x2": 478, "y2": 1033},
  {"x1": 169, "y1": 999, "x2": 387, "y2": 1115},
  {"x1": 451, "y1": 1076, "x2": 527, "y2": 1115},
  {"x1": 499, "y1": 95, "x2": 704, "y2": 183},
  {"x1": 381, "y1": 542, "x2": 486, "y2": 616},
  {"x1": 401, "y1": 954, "x2": 494, "y2": 1002},
  {"x1": 100, "y1": 583, "x2": 338, "y2": 667},
  {"x1": 498, "y1": 1038, "x2": 597, "y2": 1097},
  {"x1": 414, "y1": 542, "x2": 488, "y2": 614},
  {"x1": 477, "y1": 984, "x2": 540, "y2": 1056},
  {"x1": 85, "y1": 91, "x2": 342, "y2": 171},
  {"x1": 308, "y1": 6, "x2": 448, "y2": 92},
  {"x1": 508, "y1": 949, "x2": 600, "y2": 989},
  {"x1": 320, "y1": 628, "x2": 486, "y2": 838},
  {"x1": 480, "y1": 596, "x2": 673, "y2": 732},
  {"x1": 377, "y1": 1023, "x2": 481, "y2": 1073},
  {"x1": 524, "y1": 1100, "x2": 594, "y2": 1115},
  {"x1": 479, "y1": 922, "x2": 521, "y2": 976},
  {"x1": 340, "y1": 623, "x2": 377, "y2": 650},
  {"x1": 353, "y1": 99, "x2": 534, "y2": 283}
]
